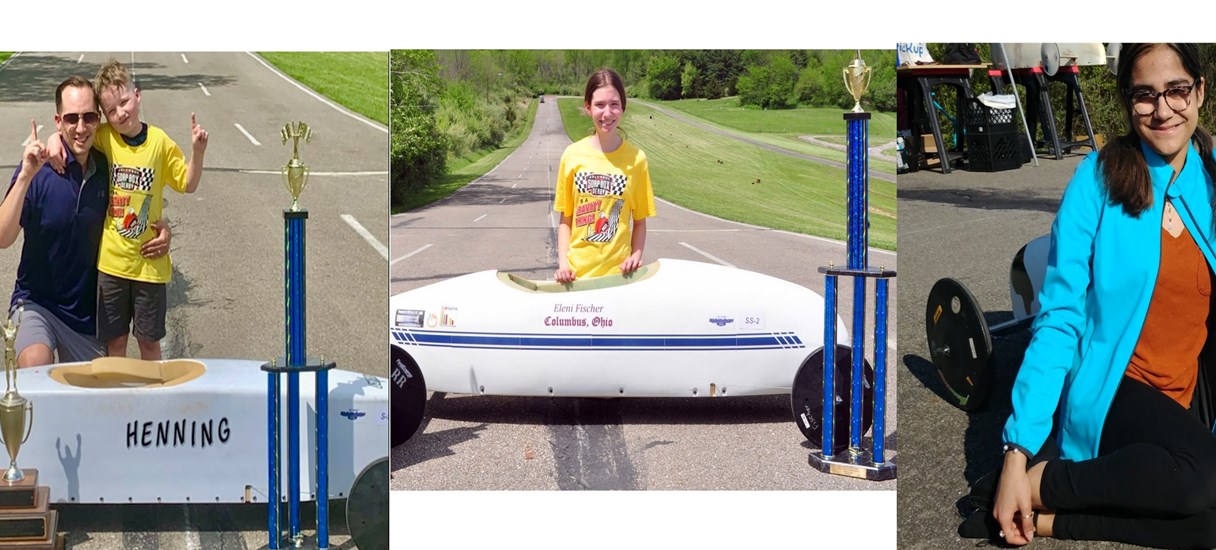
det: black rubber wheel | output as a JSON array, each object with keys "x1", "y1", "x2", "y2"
[
  {"x1": 925, "y1": 278, "x2": 992, "y2": 411},
  {"x1": 791, "y1": 345, "x2": 875, "y2": 455},
  {"x1": 391, "y1": 345, "x2": 426, "y2": 447},
  {"x1": 346, "y1": 456, "x2": 388, "y2": 550}
]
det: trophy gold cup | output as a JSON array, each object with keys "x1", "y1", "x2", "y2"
[
  {"x1": 0, "y1": 305, "x2": 32, "y2": 484},
  {"x1": 0, "y1": 301, "x2": 58, "y2": 548},
  {"x1": 843, "y1": 49, "x2": 873, "y2": 114},
  {"x1": 265, "y1": 122, "x2": 335, "y2": 550},
  {"x1": 281, "y1": 122, "x2": 312, "y2": 212}
]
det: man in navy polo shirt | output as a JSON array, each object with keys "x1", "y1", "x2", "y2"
[{"x1": 0, "y1": 76, "x2": 169, "y2": 367}]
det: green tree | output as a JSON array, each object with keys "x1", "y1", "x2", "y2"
[
  {"x1": 698, "y1": 50, "x2": 743, "y2": 98},
  {"x1": 648, "y1": 55, "x2": 682, "y2": 100},
  {"x1": 796, "y1": 56, "x2": 829, "y2": 104},
  {"x1": 737, "y1": 53, "x2": 799, "y2": 109},
  {"x1": 390, "y1": 50, "x2": 447, "y2": 209},
  {"x1": 868, "y1": 64, "x2": 897, "y2": 112},
  {"x1": 681, "y1": 61, "x2": 699, "y2": 99}
]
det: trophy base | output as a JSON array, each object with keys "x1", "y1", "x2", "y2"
[
  {"x1": 0, "y1": 529, "x2": 62, "y2": 550},
  {"x1": 0, "y1": 486, "x2": 54, "y2": 542},
  {"x1": 0, "y1": 511, "x2": 59, "y2": 549},
  {"x1": 809, "y1": 450, "x2": 897, "y2": 481},
  {"x1": 0, "y1": 470, "x2": 36, "y2": 509}
]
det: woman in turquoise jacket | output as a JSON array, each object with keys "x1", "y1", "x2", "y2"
[{"x1": 975, "y1": 44, "x2": 1216, "y2": 548}]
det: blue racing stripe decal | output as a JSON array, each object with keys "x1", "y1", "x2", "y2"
[{"x1": 390, "y1": 329, "x2": 806, "y2": 351}]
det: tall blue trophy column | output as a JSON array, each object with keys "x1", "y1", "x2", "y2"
[
  {"x1": 263, "y1": 122, "x2": 335, "y2": 549},
  {"x1": 806, "y1": 54, "x2": 896, "y2": 481}
]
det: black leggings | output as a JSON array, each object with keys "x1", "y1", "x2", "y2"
[{"x1": 1040, "y1": 376, "x2": 1216, "y2": 548}]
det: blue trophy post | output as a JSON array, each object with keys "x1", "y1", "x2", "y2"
[
  {"x1": 807, "y1": 54, "x2": 896, "y2": 481},
  {"x1": 263, "y1": 122, "x2": 336, "y2": 549}
]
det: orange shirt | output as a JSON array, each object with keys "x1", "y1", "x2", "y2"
[{"x1": 1126, "y1": 224, "x2": 1211, "y2": 408}]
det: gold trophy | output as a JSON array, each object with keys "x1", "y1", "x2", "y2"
[
  {"x1": 843, "y1": 50, "x2": 872, "y2": 113},
  {"x1": 281, "y1": 122, "x2": 313, "y2": 211},
  {"x1": 0, "y1": 304, "x2": 32, "y2": 483}
]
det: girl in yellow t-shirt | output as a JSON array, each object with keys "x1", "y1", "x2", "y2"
[{"x1": 553, "y1": 69, "x2": 657, "y2": 282}]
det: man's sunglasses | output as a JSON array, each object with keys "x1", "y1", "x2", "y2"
[{"x1": 60, "y1": 112, "x2": 100, "y2": 126}]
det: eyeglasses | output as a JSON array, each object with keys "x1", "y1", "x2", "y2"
[
  {"x1": 1129, "y1": 83, "x2": 1195, "y2": 115},
  {"x1": 60, "y1": 112, "x2": 100, "y2": 126}
]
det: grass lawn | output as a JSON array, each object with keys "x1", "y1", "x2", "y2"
[
  {"x1": 257, "y1": 52, "x2": 387, "y2": 125},
  {"x1": 661, "y1": 97, "x2": 896, "y2": 136},
  {"x1": 395, "y1": 98, "x2": 538, "y2": 212},
  {"x1": 0, "y1": 53, "x2": 12, "y2": 65},
  {"x1": 558, "y1": 98, "x2": 896, "y2": 250},
  {"x1": 654, "y1": 98, "x2": 896, "y2": 175}
]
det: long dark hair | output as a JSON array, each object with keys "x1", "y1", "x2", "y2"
[{"x1": 1100, "y1": 43, "x2": 1216, "y2": 216}]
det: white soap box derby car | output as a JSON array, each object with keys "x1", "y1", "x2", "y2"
[
  {"x1": 390, "y1": 258, "x2": 878, "y2": 451},
  {"x1": 4, "y1": 357, "x2": 387, "y2": 504}
]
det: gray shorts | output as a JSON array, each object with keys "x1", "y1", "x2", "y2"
[
  {"x1": 97, "y1": 272, "x2": 168, "y2": 343},
  {"x1": 11, "y1": 301, "x2": 105, "y2": 364}
]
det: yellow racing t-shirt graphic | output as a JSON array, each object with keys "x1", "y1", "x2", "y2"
[
  {"x1": 93, "y1": 123, "x2": 190, "y2": 284},
  {"x1": 110, "y1": 164, "x2": 154, "y2": 239},
  {"x1": 554, "y1": 137, "x2": 656, "y2": 278}
]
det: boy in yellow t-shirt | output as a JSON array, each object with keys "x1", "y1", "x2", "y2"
[{"x1": 88, "y1": 59, "x2": 208, "y2": 360}]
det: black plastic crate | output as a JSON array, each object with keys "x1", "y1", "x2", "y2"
[
  {"x1": 964, "y1": 98, "x2": 1016, "y2": 135},
  {"x1": 966, "y1": 130, "x2": 1023, "y2": 172}
]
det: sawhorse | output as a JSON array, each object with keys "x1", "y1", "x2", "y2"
[{"x1": 988, "y1": 65, "x2": 1097, "y2": 159}]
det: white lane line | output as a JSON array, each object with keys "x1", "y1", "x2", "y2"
[
  {"x1": 499, "y1": 197, "x2": 507, "y2": 204},
  {"x1": 0, "y1": 53, "x2": 19, "y2": 72},
  {"x1": 511, "y1": 183, "x2": 517, "y2": 189},
  {"x1": 233, "y1": 123, "x2": 261, "y2": 146},
  {"x1": 245, "y1": 52, "x2": 387, "y2": 133},
  {"x1": 390, "y1": 244, "x2": 433, "y2": 267},
  {"x1": 181, "y1": 54, "x2": 189, "y2": 64},
  {"x1": 241, "y1": 170, "x2": 386, "y2": 176},
  {"x1": 341, "y1": 214, "x2": 388, "y2": 260},
  {"x1": 21, "y1": 126, "x2": 44, "y2": 147},
  {"x1": 198, "y1": 83, "x2": 210, "y2": 97},
  {"x1": 473, "y1": 214, "x2": 487, "y2": 223},
  {"x1": 76, "y1": 54, "x2": 84, "y2": 64},
  {"x1": 678, "y1": 242, "x2": 736, "y2": 268}
]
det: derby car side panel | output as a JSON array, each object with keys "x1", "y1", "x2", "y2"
[
  {"x1": 15, "y1": 360, "x2": 387, "y2": 504},
  {"x1": 391, "y1": 259, "x2": 848, "y2": 397}
]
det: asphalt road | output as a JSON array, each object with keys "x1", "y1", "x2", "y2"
[
  {"x1": 390, "y1": 95, "x2": 898, "y2": 491},
  {"x1": 0, "y1": 52, "x2": 388, "y2": 549},
  {"x1": 896, "y1": 152, "x2": 1143, "y2": 549}
]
